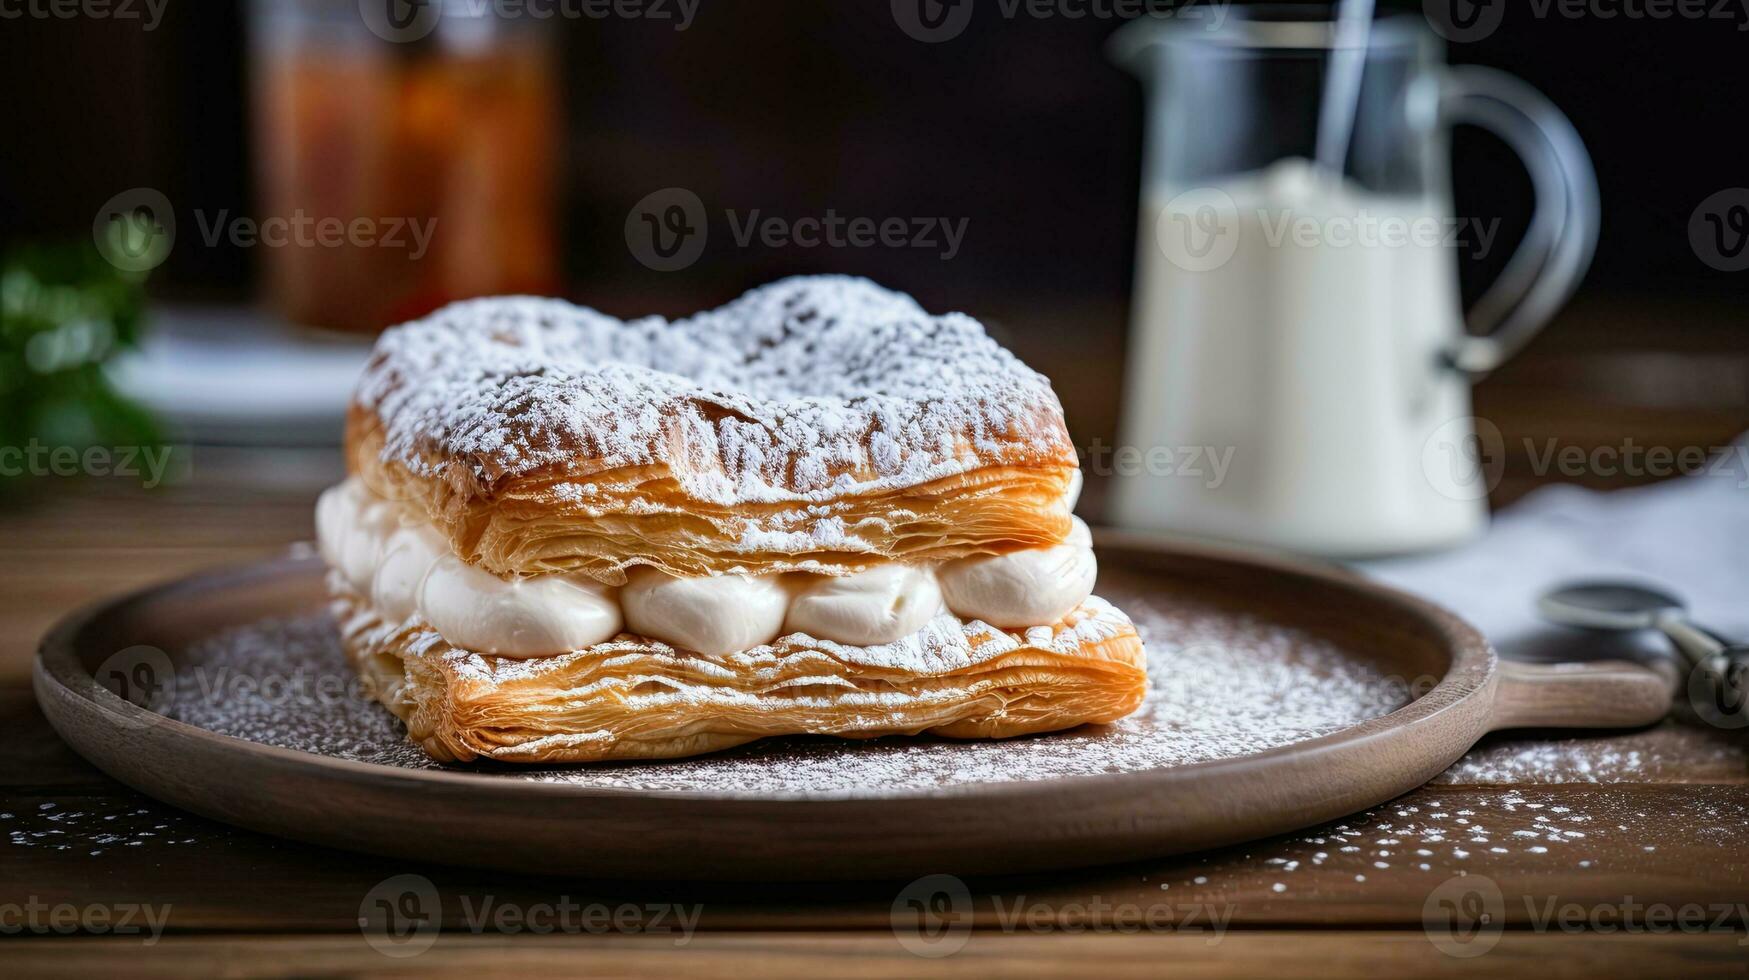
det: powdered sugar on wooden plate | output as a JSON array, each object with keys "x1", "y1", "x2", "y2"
[
  {"x1": 357, "y1": 276, "x2": 1073, "y2": 504},
  {"x1": 166, "y1": 591, "x2": 1412, "y2": 797}
]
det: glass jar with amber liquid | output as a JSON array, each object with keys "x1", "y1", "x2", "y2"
[{"x1": 248, "y1": 0, "x2": 561, "y2": 333}]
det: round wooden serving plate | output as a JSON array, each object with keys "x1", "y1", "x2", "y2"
[{"x1": 35, "y1": 535, "x2": 1671, "y2": 881}]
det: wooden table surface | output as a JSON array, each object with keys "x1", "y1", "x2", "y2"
[{"x1": 3, "y1": 305, "x2": 1747, "y2": 976}]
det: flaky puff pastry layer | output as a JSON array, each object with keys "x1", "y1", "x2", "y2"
[
  {"x1": 348, "y1": 408, "x2": 1077, "y2": 586},
  {"x1": 346, "y1": 279, "x2": 1083, "y2": 584},
  {"x1": 333, "y1": 586, "x2": 1146, "y2": 764}
]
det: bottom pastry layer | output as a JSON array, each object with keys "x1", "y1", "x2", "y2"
[{"x1": 330, "y1": 582, "x2": 1148, "y2": 763}]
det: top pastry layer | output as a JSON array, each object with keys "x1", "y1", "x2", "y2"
[{"x1": 349, "y1": 276, "x2": 1080, "y2": 581}]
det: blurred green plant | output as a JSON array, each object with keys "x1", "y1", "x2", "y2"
[{"x1": 1, "y1": 241, "x2": 162, "y2": 494}]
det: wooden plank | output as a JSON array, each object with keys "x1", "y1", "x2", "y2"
[
  {"x1": 1434, "y1": 724, "x2": 1749, "y2": 787},
  {"x1": 0, "y1": 690, "x2": 114, "y2": 791},
  {"x1": 0, "y1": 546, "x2": 299, "y2": 683},
  {"x1": 5, "y1": 675, "x2": 1744, "y2": 933},
  {"x1": 0, "y1": 448, "x2": 333, "y2": 681},
  {"x1": 3, "y1": 779, "x2": 1743, "y2": 932},
  {"x1": 2, "y1": 931, "x2": 1744, "y2": 979}
]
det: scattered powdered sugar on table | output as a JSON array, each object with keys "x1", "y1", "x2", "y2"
[
  {"x1": 1431, "y1": 725, "x2": 1749, "y2": 785},
  {"x1": 165, "y1": 592, "x2": 1412, "y2": 796},
  {"x1": 1147, "y1": 786, "x2": 1749, "y2": 892},
  {"x1": 3, "y1": 801, "x2": 213, "y2": 856},
  {"x1": 1436, "y1": 741, "x2": 1653, "y2": 785}
]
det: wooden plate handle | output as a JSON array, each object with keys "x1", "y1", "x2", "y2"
[{"x1": 1488, "y1": 658, "x2": 1673, "y2": 732}]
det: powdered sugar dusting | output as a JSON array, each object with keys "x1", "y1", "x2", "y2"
[
  {"x1": 1149, "y1": 787, "x2": 1749, "y2": 890},
  {"x1": 3, "y1": 801, "x2": 214, "y2": 856},
  {"x1": 1431, "y1": 726, "x2": 1749, "y2": 785},
  {"x1": 166, "y1": 590, "x2": 1410, "y2": 796},
  {"x1": 357, "y1": 276, "x2": 1073, "y2": 503}
]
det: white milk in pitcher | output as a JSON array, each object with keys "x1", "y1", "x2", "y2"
[{"x1": 1111, "y1": 158, "x2": 1488, "y2": 556}]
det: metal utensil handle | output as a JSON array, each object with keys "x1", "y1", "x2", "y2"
[
  {"x1": 1655, "y1": 614, "x2": 1728, "y2": 668},
  {"x1": 1648, "y1": 614, "x2": 1749, "y2": 727}
]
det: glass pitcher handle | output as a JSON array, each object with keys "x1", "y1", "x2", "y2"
[{"x1": 1427, "y1": 66, "x2": 1601, "y2": 378}]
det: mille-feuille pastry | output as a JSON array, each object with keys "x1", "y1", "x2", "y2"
[{"x1": 315, "y1": 275, "x2": 1146, "y2": 763}]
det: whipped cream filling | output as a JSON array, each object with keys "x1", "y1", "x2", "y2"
[
  {"x1": 421, "y1": 554, "x2": 623, "y2": 657},
  {"x1": 937, "y1": 517, "x2": 1096, "y2": 629},
  {"x1": 316, "y1": 478, "x2": 1096, "y2": 659},
  {"x1": 622, "y1": 568, "x2": 788, "y2": 657},
  {"x1": 784, "y1": 563, "x2": 943, "y2": 648}
]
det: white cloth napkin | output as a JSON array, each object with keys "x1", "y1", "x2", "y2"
[{"x1": 1358, "y1": 461, "x2": 1749, "y2": 663}]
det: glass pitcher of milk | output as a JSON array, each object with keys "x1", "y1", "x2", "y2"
[{"x1": 1108, "y1": 8, "x2": 1598, "y2": 557}]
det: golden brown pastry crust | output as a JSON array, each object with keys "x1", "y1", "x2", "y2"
[
  {"x1": 346, "y1": 279, "x2": 1082, "y2": 584},
  {"x1": 332, "y1": 585, "x2": 1147, "y2": 764},
  {"x1": 350, "y1": 409, "x2": 1077, "y2": 584}
]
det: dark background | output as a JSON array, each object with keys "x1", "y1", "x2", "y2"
[{"x1": 4, "y1": 0, "x2": 1747, "y2": 318}]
